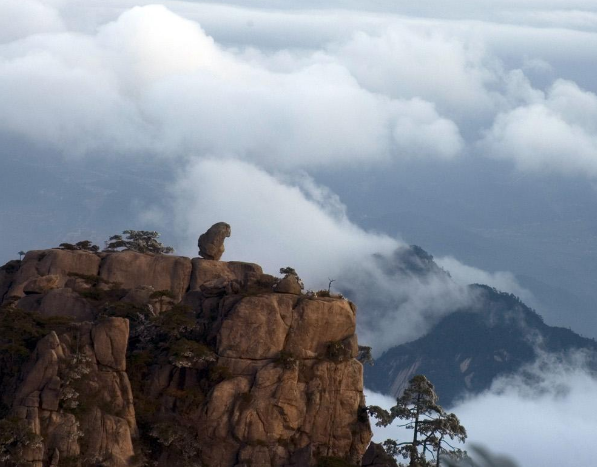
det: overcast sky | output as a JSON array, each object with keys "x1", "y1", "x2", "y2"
[
  {"x1": 2, "y1": 1, "x2": 597, "y2": 464},
  {"x1": 2, "y1": 0, "x2": 597, "y2": 333}
]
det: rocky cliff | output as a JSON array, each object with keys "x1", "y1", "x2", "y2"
[{"x1": 0, "y1": 249, "x2": 372, "y2": 467}]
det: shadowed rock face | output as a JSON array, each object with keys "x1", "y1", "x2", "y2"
[
  {"x1": 0, "y1": 249, "x2": 371, "y2": 467},
  {"x1": 11, "y1": 320, "x2": 136, "y2": 467},
  {"x1": 198, "y1": 222, "x2": 231, "y2": 261}
]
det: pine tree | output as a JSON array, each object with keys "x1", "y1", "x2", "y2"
[
  {"x1": 104, "y1": 230, "x2": 174, "y2": 254},
  {"x1": 368, "y1": 375, "x2": 467, "y2": 467}
]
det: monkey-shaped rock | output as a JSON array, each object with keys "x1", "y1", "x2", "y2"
[{"x1": 198, "y1": 222, "x2": 231, "y2": 261}]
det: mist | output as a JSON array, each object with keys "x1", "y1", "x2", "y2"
[{"x1": 366, "y1": 351, "x2": 597, "y2": 467}]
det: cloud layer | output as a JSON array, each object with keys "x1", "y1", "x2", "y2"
[
  {"x1": 366, "y1": 351, "x2": 597, "y2": 467},
  {"x1": 483, "y1": 80, "x2": 597, "y2": 176},
  {"x1": 436, "y1": 256, "x2": 534, "y2": 305},
  {"x1": 164, "y1": 158, "x2": 480, "y2": 354},
  {"x1": 0, "y1": 3, "x2": 465, "y2": 167},
  {"x1": 4, "y1": 0, "x2": 597, "y2": 177}
]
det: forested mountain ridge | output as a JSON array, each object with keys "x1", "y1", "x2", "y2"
[{"x1": 365, "y1": 283, "x2": 597, "y2": 407}]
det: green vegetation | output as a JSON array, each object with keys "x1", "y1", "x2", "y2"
[
  {"x1": 279, "y1": 266, "x2": 304, "y2": 290},
  {"x1": 0, "y1": 417, "x2": 43, "y2": 466},
  {"x1": 78, "y1": 288, "x2": 105, "y2": 301},
  {"x1": 314, "y1": 289, "x2": 345, "y2": 299},
  {"x1": 149, "y1": 421, "x2": 202, "y2": 467},
  {"x1": 357, "y1": 345, "x2": 374, "y2": 366},
  {"x1": 101, "y1": 301, "x2": 151, "y2": 321},
  {"x1": 104, "y1": 230, "x2": 174, "y2": 254},
  {"x1": 168, "y1": 339, "x2": 216, "y2": 368},
  {"x1": 326, "y1": 340, "x2": 352, "y2": 363},
  {"x1": 0, "y1": 306, "x2": 73, "y2": 377},
  {"x1": 314, "y1": 289, "x2": 331, "y2": 297},
  {"x1": 368, "y1": 375, "x2": 467, "y2": 467},
  {"x1": 150, "y1": 289, "x2": 176, "y2": 311},
  {"x1": 58, "y1": 240, "x2": 100, "y2": 252},
  {"x1": 274, "y1": 350, "x2": 298, "y2": 369},
  {"x1": 59, "y1": 353, "x2": 93, "y2": 413}
]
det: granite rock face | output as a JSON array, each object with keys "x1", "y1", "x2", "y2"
[
  {"x1": 5, "y1": 250, "x2": 101, "y2": 299},
  {"x1": 0, "y1": 249, "x2": 372, "y2": 467},
  {"x1": 361, "y1": 443, "x2": 399, "y2": 467},
  {"x1": 99, "y1": 251, "x2": 192, "y2": 302},
  {"x1": 11, "y1": 321, "x2": 135, "y2": 467}
]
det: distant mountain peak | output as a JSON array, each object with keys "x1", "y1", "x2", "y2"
[{"x1": 365, "y1": 284, "x2": 597, "y2": 408}]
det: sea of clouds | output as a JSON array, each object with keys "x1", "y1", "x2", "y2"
[
  {"x1": 2, "y1": 2, "x2": 597, "y2": 464},
  {"x1": 366, "y1": 350, "x2": 597, "y2": 467}
]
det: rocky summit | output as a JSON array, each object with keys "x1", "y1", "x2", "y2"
[{"x1": 0, "y1": 249, "x2": 371, "y2": 467}]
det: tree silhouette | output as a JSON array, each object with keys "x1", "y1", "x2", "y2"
[
  {"x1": 104, "y1": 230, "x2": 174, "y2": 254},
  {"x1": 58, "y1": 241, "x2": 99, "y2": 252},
  {"x1": 368, "y1": 375, "x2": 467, "y2": 467}
]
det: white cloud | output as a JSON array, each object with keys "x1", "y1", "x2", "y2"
[
  {"x1": 7, "y1": 1, "x2": 597, "y2": 178},
  {"x1": 168, "y1": 157, "x2": 401, "y2": 277},
  {"x1": 165, "y1": 158, "x2": 475, "y2": 354},
  {"x1": 452, "y1": 351, "x2": 597, "y2": 467},
  {"x1": 391, "y1": 99, "x2": 464, "y2": 159},
  {"x1": 0, "y1": 0, "x2": 65, "y2": 43},
  {"x1": 436, "y1": 256, "x2": 535, "y2": 305},
  {"x1": 482, "y1": 79, "x2": 597, "y2": 176},
  {"x1": 0, "y1": 3, "x2": 463, "y2": 166},
  {"x1": 366, "y1": 351, "x2": 597, "y2": 467},
  {"x1": 331, "y1": 27, "x2": 497, "y2": 118}
]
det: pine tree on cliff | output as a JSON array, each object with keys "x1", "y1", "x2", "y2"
[
  {"x1": 104, "y1": 230, "x2": 174, "y2": 254},
  {"x1": 368, "y1": 375, "x2": 467, "y2": 467}
]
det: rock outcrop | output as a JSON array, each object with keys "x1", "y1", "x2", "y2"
[
  {"x1": 99, "y1": 251, "x2": 192, "y2": 302},
  {"x1": 0, "y1": 249, "x2": 372, "y2": 467},
  {"x1": 198, "y1": 222, "x2": 231, "y2": 260},
  {"x1": 361, "y1": 443, "x2": 398, "y2": 467},
  {"x1": 10, "y1": 319, "x2": 135, "y2": 467}
]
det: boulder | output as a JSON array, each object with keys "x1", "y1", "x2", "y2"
[
  {"x1": 91, "y1": 317, "x2": 129, "y2": 371},
  {"x1": 7, "y1": 250, "x2": 100, "y2": 298},
  {"x1": 189, "y1": 259, "x2": 262, "y2": 290},
  {"x1": 99, "y1": 251, "x2": 191, "y2": 302},
  {"x1": 198, "y1": 222, "x2": 231, "y2": 260},
  {"x1": 285, "y1": 297, "x2": 356, "y2": 359},
  {"x1": 274, "y1": 275, "x2": 302, "y2": 295},
  {"x1": 84, "y1": 409, "x2": 135, "y2": 467},
  {"x1": 37, "y1": 249, "x2": 101, "y2": 277},
  {"x1": 40, "y1": 376, "x2": 61, "y2": 411},
  {"x1": 16, "y1": 293, "x2": 44, "y2": 312},
  {"x1": 362, "y1": 442, "x2": 399, "y2": 467},
  {"x1": 15, "y1": 332, "x2": 61, "y2": 404},
  {"x1": 0, "y1": 259, "x2": 21, "y2": 302},
  {"x1": 200, "y1": 278, "x2": 241, "y2": 296},
  {"x1": 217, "y1": 295, "x2": 295, "y2": 359},
  {"x1": 38, "y1": 288, "x2": 94, "y2": 322}
]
